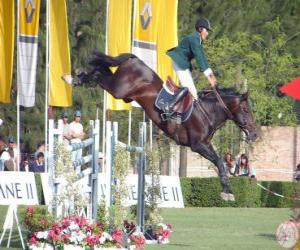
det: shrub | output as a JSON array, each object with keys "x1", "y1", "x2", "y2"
[{"x1": 181, "y1": 177, "x2": 296, "y2": 208}]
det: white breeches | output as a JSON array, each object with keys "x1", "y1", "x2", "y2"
[{"x1": 172, "y1": 61, "x2": 197, "y2": 99}]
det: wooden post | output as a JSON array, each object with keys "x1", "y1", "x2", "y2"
[{"x1": 179, "y1": 146, "x2": 187, "y2": 177}]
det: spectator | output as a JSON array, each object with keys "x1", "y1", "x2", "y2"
[
  {"x1": 223, "y1": 153, "x2": 236, "y2": 176},
  {"x1": 4, "y1": 148, "x2": 16, "y2": 171},
  {"x1": 20, "y1": 155, "x2": 31, "y2": 172},
  {"x1": 34, "y1": 141, "x2": 46, "y2": 159},
  {"x1": 62, "y1": 111, "x2": 72, "y2": 145},
  {"x1": 0, "y1": 136, "x2": 9, "y2": 170},
  {"x1": 69, "y1": 110, "x2": 85, "y2": 163},
  {"x1": 8, "y1": 136, "x2": 19, "y2": 167},
  {"x1": 31, "y1": 152, "x2": 45, "y2": 172},
  {"x1": 235, "y1": 154, "x2": 256, "y2": 178},
  {"x1": 294, "y1": 164, "x2": 300, "y2": 181}
]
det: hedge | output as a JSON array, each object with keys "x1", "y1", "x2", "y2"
[{"x1": 180, "y1": 177, "x2": 300, "y2": 208}]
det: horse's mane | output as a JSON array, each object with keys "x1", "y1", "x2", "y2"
[{"x1": 198, "y1": 87, "x2": 241, "y2": 101}]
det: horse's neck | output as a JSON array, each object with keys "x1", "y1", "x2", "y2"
[{"x1": 203, "y1": 101, "x2": 228, "y2": 128}]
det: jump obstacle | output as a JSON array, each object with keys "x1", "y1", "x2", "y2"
[
  {"x1": 48, "y1": 119, "x2": 147, "y2": 232},
  {"x1": 106, "y1": 121, "x2": 147, "y2": 232},
  {"x1": 48, "y1": 119, "x2": 100, "y2": 220}
]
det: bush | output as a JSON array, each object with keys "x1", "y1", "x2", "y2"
[{"x1": 181, "y1": 177, "x2": 296, "y2": 208}]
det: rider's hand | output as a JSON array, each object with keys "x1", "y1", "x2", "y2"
[{"x1": 208, "y1": 74, "x2": 217, "y2": 88}]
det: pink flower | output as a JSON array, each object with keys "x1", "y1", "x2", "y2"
[
  {"x1": 111, "y1": 229, "x2": 123, "y2": 244},
  {"x1": 27, "y1": 206, "x2": 35, "y2": 216},
  {"x1": 62, "y1": 217, "x2": 71, "y2": 227},
  {"x1": 39, "y1": 218, "x2": 47, "y2": 225}
]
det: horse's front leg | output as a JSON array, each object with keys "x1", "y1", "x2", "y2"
[{"x1": 191, "y1": 142, "x2": 235, "y2": 201}]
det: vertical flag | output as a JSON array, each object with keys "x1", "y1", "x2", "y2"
[
  {"x1": 132, "y1": 0, "x2": 160, "y2": 71},
  {"x1": 106, "y1": 0, "x2": 132, "y2": 111},
  {"x1": 132, "y1": 0, "x2": 178, "y2": 82},
  {"x1": 49, "y1": 0, "x2": 72, "y2": 107},
  {"x1": 156, "y1": 0, "x2": 178, "y2": 84},
  {"x1": 18, "y1": 0, "x2": 41, "y2": 107},
  {"x1": 0, "y1": 1, "x2": 14, "y2": 103}
]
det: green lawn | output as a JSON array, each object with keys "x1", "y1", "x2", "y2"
[{"x1": 0, "y1": 206, "x2": 290, "y2": 250}]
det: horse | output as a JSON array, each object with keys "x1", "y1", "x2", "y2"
[{"x1": 77, "y1": 51, "x2": 258, "y2": 201}]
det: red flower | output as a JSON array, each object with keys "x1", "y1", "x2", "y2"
[{"x1": 29, "y1": 234, "x2": 38, "y2": 245}]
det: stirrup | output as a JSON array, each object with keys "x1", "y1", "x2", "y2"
[{"x1": 160, "y1": 111, "x2": 174, "y2": 121}]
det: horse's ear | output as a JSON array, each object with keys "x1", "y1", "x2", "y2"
[{"x1": 240, "y1": 91, "x2": 249, "y2": 101}]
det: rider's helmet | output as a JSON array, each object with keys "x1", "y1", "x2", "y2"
[{"x1": 195, "y1": 18, "x2": 212, "y2": 31}]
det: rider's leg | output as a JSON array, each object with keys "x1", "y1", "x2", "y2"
[{"x1": 172, "y1": 61, "x2": 197, "y2": 99}]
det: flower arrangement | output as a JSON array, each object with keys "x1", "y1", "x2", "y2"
[
  {"x1": 129, "y1": 231, "x2": 146, "y2": 250},
  {"x1": 25, "y1": 215, "x2": 127, "y2": 249},
  {"x1": 21, "y1": 206, "x2": 54, "y2": 235},
  {"x1": 154, "y1": 223, "x2": 172, "y2": 244}
]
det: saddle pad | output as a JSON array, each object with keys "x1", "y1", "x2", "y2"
[{"x1": 155, "y1": 87, "x2": 194, "y2": 122}]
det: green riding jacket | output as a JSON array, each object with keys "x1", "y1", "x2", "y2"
[{"x1": 167, "y1": 32, "x2": 210, "y2": 72}]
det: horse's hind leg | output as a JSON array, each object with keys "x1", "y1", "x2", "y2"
[{"x1": 191, "y1": 142, "x2": 234, "y2": 201}]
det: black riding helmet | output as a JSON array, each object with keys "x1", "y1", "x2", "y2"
[{"x1": 195, "y1": 18, "x2": 212, "y2": 31}]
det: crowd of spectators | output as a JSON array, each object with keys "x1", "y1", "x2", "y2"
[{"x1": 0, "y1": 110, "x2": 85, "y2": 173}]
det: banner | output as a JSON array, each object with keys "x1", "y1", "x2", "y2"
[
  {"x1": 156, "y1": 0, "x2": 178, "y2": 84},
  {"x1": 0, "y1": 1, "x2": 14, "y2": 103},
  {"x1": 132, "y1": 0, "x2": 178, "y2": 84},
  {"x1": 49, "y1": 0, "x2": 72, "y2": 107},
  {"x1": 132, "y1": 0, "x2": 159, "y2": 71},
  {"x1": 0, "y1": 172, "x2": 38, "y2": 205},
  {"x1": 106, "y1": 0, "x2": 132, "y2": 111},
  {"x1": 18, "y1": 0, "x2": 41, "y2": 107},
  {"x1": 41, "y1": 173, "x2": 184, "y2": 208}
]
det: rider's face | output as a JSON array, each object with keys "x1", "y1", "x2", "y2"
[{"x1": 200, "y1": 28, "x2": 209, "y2": 40}]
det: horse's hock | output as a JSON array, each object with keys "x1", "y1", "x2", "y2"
[{"x1": 185, "y1": 126, "x2": 300, "y2": 181}]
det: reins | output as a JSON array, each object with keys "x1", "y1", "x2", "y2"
[{"x1": 212, "y1": 87, "x2": 234, "y2": 119}]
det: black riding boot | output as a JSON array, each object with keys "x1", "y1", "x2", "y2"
[{"x1": 163, "y1": 87, "x2": 189, "y2": 113}]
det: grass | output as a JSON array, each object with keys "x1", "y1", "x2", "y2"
[{"x1": 0, "y1": 206, "x2": 290, "y2": 250}]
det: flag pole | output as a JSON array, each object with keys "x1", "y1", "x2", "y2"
[
  {"x1": 17, "y1": 0, "x2": 20, "y2": 171},
  {"x1": 45, "y1": 0, "x2": 50, "y2": 172},
  {"x1": 102, "y1": 0, "x2": 110, "y2": 169}
]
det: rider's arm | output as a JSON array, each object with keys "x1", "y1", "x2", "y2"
[{"x1": 190, "y1": 37, "x2": 217, "y2": 87}]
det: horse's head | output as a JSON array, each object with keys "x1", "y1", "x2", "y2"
[{"x1": 229, "y1": 92, "x2": 258, "y2": 142}]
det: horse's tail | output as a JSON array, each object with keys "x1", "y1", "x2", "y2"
[{"x1": 88, "y1": 51, "x2": 136, "y2": 68}]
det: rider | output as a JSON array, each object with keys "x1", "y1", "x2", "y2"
[{"x1": 165, "y1": 18, "x2": 217, "y2": 111}]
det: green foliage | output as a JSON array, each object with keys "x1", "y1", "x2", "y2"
[
  {"x1": 181, "y1": 177, "x2": 297, "y2": 208},
  {"x1": 110, "y1": 146, "x2": 130, "y2": 227}
]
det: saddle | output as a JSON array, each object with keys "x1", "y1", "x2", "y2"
[{"x1": 155, "y1": 76, "x2": 194, "y2": 123}]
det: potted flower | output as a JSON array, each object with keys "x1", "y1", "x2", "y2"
[
  {"x1": 20, "y1": 206, "x2": 54, "y2": 250},
  {"x1": 154, "y1": 223, "x2": 172, "y2": 244},
  {"x1": 129, "y1": 231, "x2": 146, "y2": 250}
]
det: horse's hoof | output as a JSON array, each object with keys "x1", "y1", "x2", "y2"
[
  {"x1": 220, "y1": 192, "x2": 229, "y2": 201},
  {"x1": 228, "y1": 193, "x2": 235, "y2": 201}
]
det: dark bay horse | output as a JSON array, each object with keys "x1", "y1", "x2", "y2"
[{"x1": 77, "y1": 51, "x2": 257, "y2": 201}]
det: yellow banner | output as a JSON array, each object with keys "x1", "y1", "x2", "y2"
[
  {"x1": 106, "y1": 0, "x2": 132, "y2": 111},
  {"x1": 156, "y1": 0, "x2": 178, "y2": 84},
  {"x1": 133, "y1": 0, "x2": 159, "y2": 43},
  {"x1": 19, "y1": 0, "x2": 40, "y2": 36},
  {"x1": 49, "y1": 0, "x2": 72, "y2": 107},
  {"x1": 132, "y1": 0, "x2": 177, "y2": 84},
  {"x1": 0, "y1": 1, "x2": 14, "y2": 103},
  {"x1": 18, "y1": 0, "x2": 41, "y2": 107}
]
